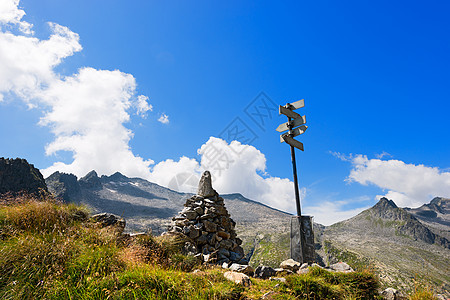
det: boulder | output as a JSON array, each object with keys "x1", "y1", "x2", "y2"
[
  {"x1": 223, "y1": 271, "x2": 251, "y2": 286},
  {"x1": 381, "y1": 288, "x2": 407, "y2": 300},
  {"x1": 280, "y1": 259, "x2": 301, "y2": 272},
  {"x1": 329, "y1": 262, "x2": 354, "y2": 273},
  {"x1": 91, "y1": 213, "x2": 126, "y2": 233},
  {"x1": 197, "y1": 171, "x2": 216, "y2": 197},
  {"x1": 229, "y1": 263, "x2": 254, "y2": 276},
  {"x1": 254, "y1": 266, "x2": 276, "y2": 279}
]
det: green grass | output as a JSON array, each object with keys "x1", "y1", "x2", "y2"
[{"x1": 0, "y1": 195, "x2": 382, "y2": 299}]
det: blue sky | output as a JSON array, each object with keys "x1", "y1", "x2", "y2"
[{"x1": 1, "y1": 0, "x2": 449, "y2": 225}]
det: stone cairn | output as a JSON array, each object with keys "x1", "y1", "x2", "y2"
[{"x1": 168, "y1": 171, "x2": 246, "y2": 265}]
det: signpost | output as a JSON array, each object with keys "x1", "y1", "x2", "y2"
[{"x1": 277, "y1": 99, "x2": 315, "y2": 263}]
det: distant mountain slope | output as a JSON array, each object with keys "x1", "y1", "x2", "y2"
[
  {"x1": 46, "y1": 171, "x2": 293, "y2": 266},
  {"x1": 405, "y1": 197, "x2": 450, "y2": 240},
  {"x1": 318, "y1": 197, "x2": 450, "y2": 295}
]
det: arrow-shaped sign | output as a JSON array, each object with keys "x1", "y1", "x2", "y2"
[
  {"x1": 282, "y1": 135, "x2": 304, "y2": 151},
  {"x1": 279, "y1": 105, "x2": 301, "y2": 119},
  {"x1": 276, "y1": 115, "x2": 307, "y2": 132},
  {"x1": 280, "y1": 125, "x2": 308, "y2": 143},
  {"x1": 287, "y1": 99, "x2": 304, "y2": 110}
]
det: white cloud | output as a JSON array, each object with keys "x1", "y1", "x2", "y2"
[
  {"x1": 39, "y1": 67, "x2": 154, "y2": 179},
  {"x1": 135, "y1": 95, "x2": 152, "y2": 117},
  {"x1": 0, "y1": 1, "x2": 157, "y2": 179},
  {"x1": 346, "y1": 154, "x2": 450, "y2": 207},
  {"x1": 0, "y1": 0, "x2": 32, "y2": 34},
  {"x1": 0, "y1": 21, "x2": 81, "y2": 101},
  {"x1": 304, "y1": 201, "x2": 370, "y2": 226},
  {"x1": 158, "y1": 113, "x2": 169, "y2": 124}
]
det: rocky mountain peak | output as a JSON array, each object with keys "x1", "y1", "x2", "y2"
[
  {"x1": 428, "y1": 197, "x2": 449, "y2": 214},
  {"x1": 46, "y1": 171, "x2": 80, "y2": 201},
  {"x1": 103, "y1": 172, "x2": 128, "y2": 182},
  {"x1": 79, "y1": 170, "x2": 101, "y2": 189},
  {"x1": 0, "y1": 157, "x2": 48, "y2": 196},
  {"x1": 374, "y1": 197, "x2": 398, "y2": 209}
]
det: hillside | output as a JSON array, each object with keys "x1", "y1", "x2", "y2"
[{"x1": 318, "y1": 197, "x2": 450, "y2": 296}]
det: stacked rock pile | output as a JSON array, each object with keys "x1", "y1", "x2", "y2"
[{"x1": 168, "y1": 171, "x2": 246, "y2": 265}]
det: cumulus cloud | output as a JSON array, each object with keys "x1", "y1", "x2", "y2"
[
  {"x1": 135, "y1": 95, "x2": 152, "y2": 117},
  {"x1": 0, "y1": 0, "x2": 32, "y2": 34},
  {"x1": 39, "y1": 68, "x2": 154, "y2": 178},
  {"x1": 346, "y1": 154, "x2": 450, "y2": 207},
  {"x1": 158, "y1": 113, "x2": 169, "y2": 124},
  {"x1": 0, "y1": 21, "x2": 81, "y2": 102},
  {"x1": 304, "y1": 201, "x2": 370, "y2": 226},
  {"x1": 0, "y1": 1, "x2": 156, "y2": 179}
]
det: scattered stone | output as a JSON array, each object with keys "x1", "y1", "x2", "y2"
[
  {"x1": 91, "y1": 213, "x2": 126, "y2": 233},
  {"x1": 229, "y1": 263, "x2": 254, "y2": 276},
  {"x1": 274, "y1": 268, "x2": 294, "y2": 276},
  {"x1": 381, "y1": 288, "x2": 406, "y2": 300},
  {"x1": 300, "y1": 263, "x2": 308, "y2": 269},
  {"x1": 280, "y1": 259, "x2": 301, "y2": 272},
  {"x1": 297, "y1": 268, "x2": 309, "y2": 275},
  {"x1": 270, "y1": 277, "x2": 286, "y2": 283},
  {"x1": 254, "y1": 266, "x2": 276, "y2": 279},
  {"x1": 329, "y1": 262, "x2": 354, "y2": 273},
  {"x1": 223, "y1": 271, "x2": 251, "y2": 286}
]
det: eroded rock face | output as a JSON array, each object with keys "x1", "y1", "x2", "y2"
[
  {"x1": 0, "y1": 157, "x2": 48, "y2": 196},
  {"x1": 168, "y1": 171, "x2": 245, "y2": 265}
]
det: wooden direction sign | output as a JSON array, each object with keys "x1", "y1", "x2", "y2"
[
  {"x1": 282, "y1": 135, "x2": 304, "y2": 151},
  {"x1": 287, "y1": 99, "x2": 304, "y2": 110},
  {"x1": 276, "y1": 115, "x2": 307, "y2": 132},
  {"x1": 279, "y1": 105, "x2": 301, "y2": 119},
  {"x1": 280, "y1": 125, "x2": 308, "y2": 143}
]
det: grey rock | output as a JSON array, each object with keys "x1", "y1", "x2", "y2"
[
  {"x1": 229, "y1": 251, "x2": 243, "y2": 262},
  {"x1": 280, "y1": 258, "x2": 301, "y2": 271},
  {"x1": 183, "y1": 211, "x2": 198, "y2": 220},
  {"x1": 274, "y1": 268, "x2": 294, "y2": 275},
  {"x1": 329, "y1": 262, "x2": 354, "y2": 273},
  {"x1": 91, "y1": 213, "x2": 126, "y2": 233},
  {"x1": 203, "y1": 220, "x2": 217, "y2": 232},
  {"x1": 254, "y1": 266, "x2": 276, "y2": 279},
  {"x1": 229, "y1": 263, "x2": 254, "y2": 276},
  {"x1": 223, "y1": 271, "x2": 251, "y2": 286},
  {"x1": 270, "y1": 277, "x2": 286, "y2": 283},
  {"x1": 194, "y1": 206, "x2": 204, "y2": 215},
  {"x1": 217, "y1": 230, "x2": 231, "y2": 239},
  {"x1": 381, "y1": 288, "x2": 406, "y2": 300},
  {"x1": 197, "y1": 171, "x2": 217, "y2": 197}
]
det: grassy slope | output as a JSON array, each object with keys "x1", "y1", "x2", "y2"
[{"x1": 0, "y1": 195, "x2": 414, "y2": 300}]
